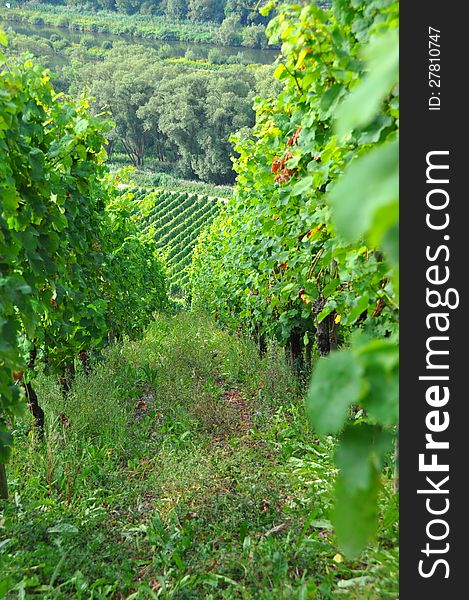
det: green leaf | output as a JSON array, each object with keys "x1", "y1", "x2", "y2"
[
  {"x1": 336, "y1": 29, "x2": 398, "y2": 136},
  {"x1": 0, "y1": 187, "x2": 19, "y2": 212},
  {"x1": 281, "y1": 283, "x2": 295, "y2": 295},
  {"x1": 320, "y1": 83, "x2": 345, "y2": 117},
  {"x1": 322, "y1": 278, "x2": 340, "y2": 298},
  {"x1": 0, "y1": 430, "x2": 13, "y2": 462},
  {"x1": 333, "y1": 425, "x2": 394, "y2": 557},
  {"x1": 344, "y1": 294, "x2": 370, "y2": 325},
  {"x1": 369, "y1": 201, "x2": 399, "y2": 259},
  {"x1": 310, "y1": 519, "x2": 333, "y2": 529},
  {"x1": 335, "y1": 424, "x2": 393, "y2": 491},
  {"x1": 0, "y1": 578, "x2": 11, "y2": 598},
  {"x1": 28, "y1": 149, "x2": 44, "y2": 181},
  {"x1": 317, "y1": 299, "x2": 336, "y2": 323},
  {"x1": 47, "y1": 523, "x2": 79, "y2": 534},
  {"x1": 358, "y1": 116, "x2": 393, "y2": 145},
  {"x1": 74, "y1": 118, "x2": 89, "y2": 135},
  {"x1": 334, "y1": 472, "x2": 379, "y2": 558},
  {"x1": 328, "y1": 141, "x2": 398, "y2": 243},
  {"x1": 273, "y1": 63, "x2": 287, "y2": 80},
  {"x1": 305, "y1": 350, "x2": 363, "y2": 434},
  {"x1": 292, "y1": 176, "x2": 313, "y2": 196},
  {"x1": 337, "y1": 576, "x2": 372, "y2": 589},
  {"x1": 285, "y1": 153, "x2": 301, "y2": 169},
  {"x1": 358, "y1": 341, "x2": 399, "y2": 426},
  {"x1": 381, "y1": 221, "x2": 399, "y2": 267}
]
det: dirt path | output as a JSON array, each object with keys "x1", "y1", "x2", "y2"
[{"x1": 222, "y1": 388, "x2": 252, "y2": 432}]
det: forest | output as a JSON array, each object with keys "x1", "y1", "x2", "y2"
[
  {"x1": 20, "y1": 0, "x2": 330, "y2": 20},
  {"x1": 0, "y1": 14, "x2": 280, "y2": 183},
  {"x1": 14, "y1": 0, "x2": 268, "y2": 23},
  {"x1": 1, "y1": 0, "x2": 399, "y2": 597}
]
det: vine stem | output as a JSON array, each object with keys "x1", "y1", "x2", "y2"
[
  {"x1": 0, "y1": 464, "x2": 8, "y2": 500},
  {"x1": 307, "y1": 247, "x2": 324, "y2": 280}
]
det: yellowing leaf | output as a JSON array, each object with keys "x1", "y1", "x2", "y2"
[
  {"x1": 333, "y1": 553, "x2": 344, "y2": 564},
  {"x1": 296, "y1": 48, "x2": 308, "y2": 68},
  {"x1": 273, "y1": 64, "x2": 287, "y2": 79}
]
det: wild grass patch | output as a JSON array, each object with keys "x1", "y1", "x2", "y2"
[{"x1": 1, "y1": 314, "x2": 397, "y2": 598}]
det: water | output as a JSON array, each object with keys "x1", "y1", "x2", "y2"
[{"x1": 5, "y1": 21, "x2": 278, "y2": 65}]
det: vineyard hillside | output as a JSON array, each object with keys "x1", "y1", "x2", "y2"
[
  {"x1": 128, "y1": 187, "x2": 224, "y2": 294},
  {"x1": 1, "y1": 0, "x2": 400, "y2": 596}
]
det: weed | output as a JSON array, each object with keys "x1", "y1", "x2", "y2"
[{"x1": 0, "y1": 314, "x2": 398, "y2": 598}]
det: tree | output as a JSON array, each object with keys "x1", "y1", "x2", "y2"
[
  {"x1": 242, "y1": 24, "x2": 267, "y2": 49},
  {"x1": 165, "y1": 0, "x2": 187, "y2": 20},
  {"x1": 188, "y1": 0, "x2": 225, "y2": 23},
  {"x1": 139, "y1": 1, "x2": 165, "y2": 15},
  {"x1": 68, "y1": 45, "x2": 166, "y2": 167},
  {"x1": 217, "y1": 15, "x2": 243, "y2": 46},
  {"x1": 97, "y1": 0, "x2": 117, "y2": 9},
  {"x1": 65, "y1": 41, "x2": 265, "y2": 182},
  {"x1": 156, "y1": 69, "x2": 255, "y2": 183},
  {"x1": 115, "y1": 0, "x2": 142, "y2": 14},
  {"x1": 225, "y1": 0, "x2": 267, "y2": 25}
]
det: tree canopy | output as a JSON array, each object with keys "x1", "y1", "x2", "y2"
[{"x1": 18, "y1": 0, "x2": 269, "y2": 24}]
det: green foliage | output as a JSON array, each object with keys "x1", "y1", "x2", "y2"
[
  {"x1": 329, "y1": 140, "x2": 398, "y2": 252},
  {"x1": 190, "y1": 0, "x2": 399, "y2": 557},
  {"x1": 165, "y1": 0, "x2": 187, "y2": 21},
  {"x1": 191, "y1": 0, "x2": 398, "y2": 341},
  {"x1": 306, "y1": 0, "x2": 399, "y2": 557},
  {"x1": 305, "y1": 349, "x2": 362, "y2": 435},
  {"x1": 100, "y1": 181, "x2": 167, "y2": 337},
  {"x1": 333, "y1": 424, "x2": 394, "y2": 558},
  {"x1": 2, "y1": 15, "x2": 278, "y2": 184},
  {"x1": 217, "y1": 14, "x2": 242, "y2": 46},
  {"x1": 154, "y1": 69, "x2": 257, "y2": 183},
  {"x1": 129, "y1": 188, "x2": 223, "y2": 294},
  {"x1": 1, "y1": 313, "x2": 398, "y2": 597},
  {"x1": 306, "y1": 333, "x2": 398, "y2": 555},
  {"x1": 62, "y1": 42, "x2": 270, "y2": 183},
  {"x1": 114, "y1": 167, "x2": 233, "y2": 198},
  {"x1": 1, "y1": 0, "x2": 400, "y2": 573},
  {"x1": 188, "y1": 0, "x2": 224, "y2": 23},
  {"x1": 0, "y1": 52, "x2": 165, "y2": 459},
  {"x1": 242, "y1": 23, "x2": 269, "y2": 49},
  {"x1": 0, "y1": 2, "x2": 269, "y2": 46}
]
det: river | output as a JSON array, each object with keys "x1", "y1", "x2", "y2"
[{"x1": 4, "y1": 21, "x2": 278, "y2": 65}]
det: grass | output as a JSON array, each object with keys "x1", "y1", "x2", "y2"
[
  {"x1": 111, "y1": 164, "x2": 232, "y2": 200},
  {"x1": 0, "y1": 313, "x2": 398, "y2": 598}
]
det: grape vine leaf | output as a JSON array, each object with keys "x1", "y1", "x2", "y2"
[
  {"x1": 335, "y1": 28, "x2": 398, "y2": 136},
  {"x1": 305, "y1": 349, "x2": 363, "y2": 434},
  {"x1": 328, "y1": 140, "x2": 398, "y2": 245},
  {"x1": 333, "y1": 424, "x2": 394, "y2": 557}
]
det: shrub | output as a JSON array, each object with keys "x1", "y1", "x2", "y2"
[
  {"x1": 207, "y1": 48, "x2": 225, "y2": 65},
  {"x1": 80, "y1": 35, "x2": 95, "y2": 49},
  {"x1": 30, "y1": 16, "x2": 44, "y2": 26},
  {"x1": 184, "y1": 49, "x2": 196, "y2": 61}
]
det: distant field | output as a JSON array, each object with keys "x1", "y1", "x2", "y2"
[{"x1": 129, "y1": 188, "x2": 223, "y2": 295}]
